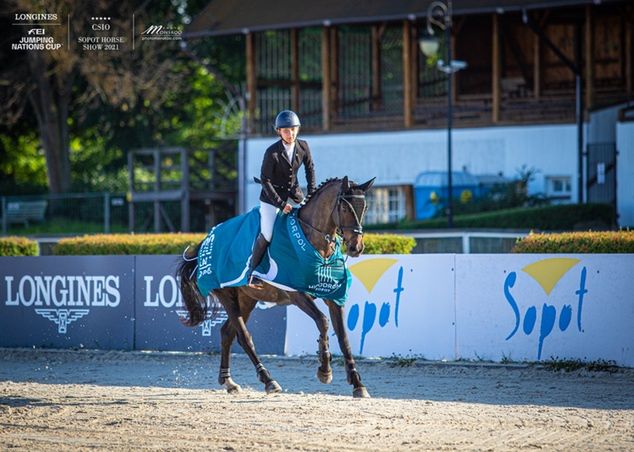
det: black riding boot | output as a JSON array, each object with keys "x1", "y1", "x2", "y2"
[{"x1": 248, "y1": 233, "x2": 270, "y2": 287}]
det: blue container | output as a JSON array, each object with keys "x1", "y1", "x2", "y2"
[{"x1": 414, "y1": 171, "x2": 480, "y2": 220}]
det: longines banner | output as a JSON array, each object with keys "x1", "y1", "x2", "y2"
[
  {"x1": 0, "y1": 256, "x2": 135, "y2": 350},
  {"x1": 0, "y1": 256, "x2": 287, "y2": 354},
  {"x1": 134, "y1": 255, "x2": 286, "y2": 355}
]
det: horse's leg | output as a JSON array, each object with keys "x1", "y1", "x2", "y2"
[
  {"x1": 289, "y1": 292, "x2": 332, "y2": 384},
  {"x1": 325, "y1": 299, "x2": 370, "y2": 398},
  {"x1": 216, "y1": 289, "x2": 282, "y2": 394},
  {"x1": 218, "y1": 319, "x2": 241, "y2": 393}
]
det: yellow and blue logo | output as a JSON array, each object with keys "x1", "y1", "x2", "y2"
[
  {"x1": 347, "y1": 258, "x2": 405, "y2": 354},
  {"x1": 504, "y1": 257, "x2": 588, "y2": 360}
]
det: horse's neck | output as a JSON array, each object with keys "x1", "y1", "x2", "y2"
[{"x1": 298, "y1": 183, "x2": 339, "y2": 257}]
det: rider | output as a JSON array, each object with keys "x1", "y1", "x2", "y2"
[{"x1": 248, "y1": 110, "x2": 316, "y2": 285}]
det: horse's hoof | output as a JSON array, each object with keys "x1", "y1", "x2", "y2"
[
  {"x1": 353, "y1": 386, "x2": 370, "y2": 398},
  {"x1": 265, "y1": 380, "x2": 282, "y2": 394},
  {"x1": 317, "y1": 368, "x2": 333, "y2": 384},
  {"x1": 224, "y1": 378, "x2": 242, "y2": 394}
]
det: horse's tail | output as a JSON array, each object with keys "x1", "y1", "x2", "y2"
[{"x1": 177, "y1": 243, "x2": 208, "y2": 327}]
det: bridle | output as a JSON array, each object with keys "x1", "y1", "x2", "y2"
[
  {"x1": 298, "y1": 184, "x2": 367, "y2": 248},
  {"x1": 333, "y1": 191, "x2": 367, "y2": 237}
]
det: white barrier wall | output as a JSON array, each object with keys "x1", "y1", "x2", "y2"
[
  {"x1": 286, "y1": 255, "x2": 456, "y2": 361},
  {"x1": 455, "y1": 255, "x2": 633, "y2": 365},
  {"x1": 284, "y1": 254, "x2": 634, "y2": 367}
]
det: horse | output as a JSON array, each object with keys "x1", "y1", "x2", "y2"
[{"x1": 177, "y1": 176, "x2": 375, "y2": 398}]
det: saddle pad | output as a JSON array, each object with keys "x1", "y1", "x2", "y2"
[{"x1": 195, "y1": 207, "x2": 350, "y2": 305}]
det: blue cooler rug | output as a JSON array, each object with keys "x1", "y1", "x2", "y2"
[{"x1": 195, "y1": 207, "x2": 350, "y2": 305}]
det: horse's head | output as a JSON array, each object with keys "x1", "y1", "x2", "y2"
[{"x1": 335, "y1": 176, "x2": 375, "y2": 257}]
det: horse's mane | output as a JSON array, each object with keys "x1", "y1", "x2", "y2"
[{"x1": 301, "y1": 177, "x2": 342, "y2": 207}]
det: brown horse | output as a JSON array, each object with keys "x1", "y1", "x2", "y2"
[{"x1": 177, "y1": 176, "x2": 375, "y2": 398}]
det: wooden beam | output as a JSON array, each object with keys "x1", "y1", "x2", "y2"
[
  {"x1": 403, "y1": 20, "x2": 413, "y2": 127},
  {"x1": 321, "y1": 27, "x2": 331, "y2": 131},
  {"x1": 492, "y1": 14, "x2": 501, "y2": 123},
  {"x1": 245, "y1": 32, "x2": 256, "y2": 133},
  {"x1": 533, "y1": 17, "x2": 541, "y2": 98},
  {"x1": 585, "y1": 5, "x2": 594, "y2": 110},
  {"x1": 626, "y1": 17, "x2": 632, "y2": 96},
  {"x1": 371, "y1": 25, "x2": 382, "y2": 111},
  {"x1": 330, "y1": 27, "x2": 339, "y2": 114},
  {"x1": 290, "y1": 28, "x2": 300, "y2": 113},
  {"x1": 412, "y1": 25, "x2": 419, "y2": 100}
]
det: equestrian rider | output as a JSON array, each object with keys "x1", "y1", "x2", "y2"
[{"x1": 248, "y1": 110, "x2": 316, "y2": 285}]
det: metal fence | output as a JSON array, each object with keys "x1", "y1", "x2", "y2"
[
  {"x1": 1, "y1": 192, "x2": 128, "y2": 236},
  {"x1": 405, "y1": 231, "x2": 528, "y2": 254}
]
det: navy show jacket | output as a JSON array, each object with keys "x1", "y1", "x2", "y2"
[{"x1": 259, "y1": 139, "x2": 316, "y2": 208}]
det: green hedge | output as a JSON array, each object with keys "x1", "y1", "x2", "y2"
[
  {"x1": 362, "y1": 234, "x2": 416, "y2": 254},
  {"x1": 0, "y1": 236, "x2": 39, "y2": 256},
  {"x1": 53, "y1": 233, "x2": 205, "y2": 255},
  {"x1": 367, "y1": 203, "x2": 616, "y2": 231},
  {"x1": 53, "y1": 232, "x2": 416, "y2": 255},
  {"x1": 513, "y1": 231, "x2": 634, "y2": 253}
]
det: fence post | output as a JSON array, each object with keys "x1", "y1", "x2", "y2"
[
  {"x1": 1, "y1": 196, "x2": 6, "y2": 235},
  {"x1": 104, "y1": 192, "x2": 111, "y2": 234},
  {"x1": 462, "y1": 234, "x2": 470, "y2": 254}
]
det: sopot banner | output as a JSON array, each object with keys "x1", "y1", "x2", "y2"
[
  {"x1": 285, "y1": 255, "x2": 457, "y2": 360},
  {"x1": 455, "y1": 254, "x2": 634, "y2": 365},
  {"x1": 285, "y1": 254, "x2": 634, "y2": 367},
  {"x1": 0, "y1": 256, "x2": 135, "y2": 350}
]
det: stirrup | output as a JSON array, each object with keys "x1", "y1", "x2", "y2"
[{"x1": 248, "y1": 274, "x2": 263, "y2": 288}]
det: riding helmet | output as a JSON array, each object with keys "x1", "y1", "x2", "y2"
[{"x1": 274, "y1": 110, "x2": 301, "y2": 129}]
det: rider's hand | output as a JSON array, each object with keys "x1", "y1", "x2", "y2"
[{"x1": 282, "y1": 203, "x2": 292, "y2": 214}]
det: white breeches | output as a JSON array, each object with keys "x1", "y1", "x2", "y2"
[{"x1": 259, "y1": 201, "x2": 280, "y2": 242}]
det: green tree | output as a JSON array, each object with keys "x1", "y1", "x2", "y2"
[{"x1": 0, "y1": 0, "x2": 192, "y2": 193}]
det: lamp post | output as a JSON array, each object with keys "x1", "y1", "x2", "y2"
[{"x1": 419, "y1": 0, "x2": 466, "y2": 228}]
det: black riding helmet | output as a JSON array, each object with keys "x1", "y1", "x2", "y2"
[{"x1": 274, "y1": 110, "x2": 301, "y2": 129}]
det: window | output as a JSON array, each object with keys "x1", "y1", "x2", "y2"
[
  {"x1": 546, "y1": 176, "x2": 572, "y2": 202},
  {"x1": 365, "y1": 186, "x2": 406, "y2": 224}
]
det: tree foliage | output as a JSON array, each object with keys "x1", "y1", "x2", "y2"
[{"x1": 0, "y1": 0, "x2": 243, "y2": 194}]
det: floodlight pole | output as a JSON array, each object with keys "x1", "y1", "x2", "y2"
[
  {"x1": 445, "y1": 10, "x2": 453, "y2": 228},
  {"x1": 424, "y1": 0, "x2": 455, "y2": 228}
]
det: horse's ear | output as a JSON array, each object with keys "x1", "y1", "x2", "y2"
[
  {"x1": 342, "y1": 176, "x2": 350, "y2": 191},
  {"x1": 357, "y1": 177, "x2": 376, "y2": 192}
]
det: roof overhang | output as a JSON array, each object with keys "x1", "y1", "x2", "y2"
[{"x1": 184, "y1": 0, "x2": 612, "y2": 39}]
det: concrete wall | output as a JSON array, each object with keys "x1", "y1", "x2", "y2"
[
  {"x1": 617, "y1": 121, "x2": 634, "y2": 227},
  {"x1": 246, "y1": 124, "x2": 582, "y2": 208}
]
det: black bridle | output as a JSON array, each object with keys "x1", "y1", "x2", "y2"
[
  {"x1": 333, "y1": 191, "x2": 367, "y2": 236},
  {"x1": 298, "y1": 186, "x2": 368, "y2": 247}
]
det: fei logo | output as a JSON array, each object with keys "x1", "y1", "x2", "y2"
[
  {"x1": 347, "y1": 258, "x2": 405, "y2": 355},
  {"x1": 504, "y1": 258, "x2": 588, "y2": 360}
]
